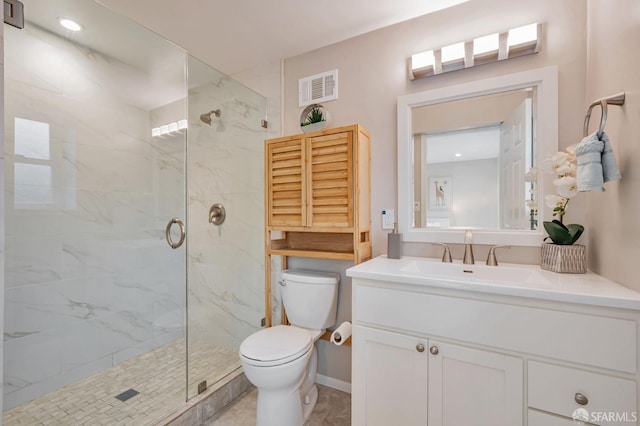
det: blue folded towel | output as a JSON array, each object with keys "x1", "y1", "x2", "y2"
[
  {"x1": 601, "y1": 131, "x2": 622, "y2": 183},
  {"x1": 575, "y1": 132, "x2": 604, "y2": 192},
  {"x1": 575, "y1": 131, "x2": 622, "y2": 192}
]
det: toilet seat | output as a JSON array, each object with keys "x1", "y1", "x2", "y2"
[{"x1": 240, "y1": 325, "x2": 313, "y2": 367}]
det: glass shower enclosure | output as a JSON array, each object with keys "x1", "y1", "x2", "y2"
[{"x1": 2, "y1": 1, "x2": 266, "y2": 424}]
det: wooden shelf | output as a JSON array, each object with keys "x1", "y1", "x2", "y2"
[{"x1": 267, "y1": 248, "x2": 356, "y2": 261}]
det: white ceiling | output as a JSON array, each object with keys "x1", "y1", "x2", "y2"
[
  {"x1": 16, "y1": 0, "x2": 467, "y2": 110},
  {"x1": 98, "y1": 0, "x2": 469, "y2": 75}
]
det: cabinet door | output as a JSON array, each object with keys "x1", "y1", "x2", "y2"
[
  {"x1": 308, "y1": 131, "x2": 353, "y2": 228},
  {"x1": 266, "y1": 138, "x2": 306, "y2": 227},
  {"x1": 428, "y1": 340, "x2": 523, "y2": 426},
  {"x1": 352, "y1": 325, "x2": 428, "y2": 426}
]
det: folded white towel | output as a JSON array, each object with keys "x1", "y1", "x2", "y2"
[
  {"x1": 600, "y1": 131, "x2": 622, "y2": 182},
  {"x1": 575, "y1": 132, "x2": 604, "y2": 192}
]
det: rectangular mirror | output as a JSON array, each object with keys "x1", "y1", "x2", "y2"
[{"x1": 397, "y1": 66, "x2": 558, "y2": 246}]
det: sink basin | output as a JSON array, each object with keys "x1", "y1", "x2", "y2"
[
  {"x1": 400, "y1": 259, "x2": 536, "y2": 285},
  {"x1": 347, "y1": 256, "x2": 640, "y2": 310}
]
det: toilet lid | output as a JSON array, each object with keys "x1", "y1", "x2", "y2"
[{"x1": 240, "y1": 325, "x2": 313, "y2": 367}]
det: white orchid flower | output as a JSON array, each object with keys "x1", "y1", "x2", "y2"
[
  {"x1": 524, "y1": 167, "x2": 538, "y2": 182},
  {"x1": 566, "y1": 143, "x2": 578, "y2": 155},
  {"x1": 545, "y1": 194, "x2": 565, "y2": 208},
  {"x1": 526, "y1": 199, "x2": 537, "y2": 210},
  {"x1": 541, "y1": 152, "x2": 570, "y2": 175},
  {"x1": 556, "y1": 161, "x2": 577, "y2": 177},
  {"x1": 554, "y1": 176, "x2": 578, "y2": 199}
]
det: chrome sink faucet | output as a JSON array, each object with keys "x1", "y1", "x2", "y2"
[{"x1": 463, "y1": 229, "x2": 474, "y2": 265}]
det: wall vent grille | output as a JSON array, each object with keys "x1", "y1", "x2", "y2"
[{"x1": 299, "y1": 69, "x2": 338, "y2": 107}]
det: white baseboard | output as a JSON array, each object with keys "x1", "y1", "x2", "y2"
[{"x1": 316, "y1": 374, "x2": 351, "y2": 394}]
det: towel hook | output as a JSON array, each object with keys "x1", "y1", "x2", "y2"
[
  {"x1": 583, "y1": 99, "x2": 608, "y2": 138},
  {"x1": 583, "y1": 92, "x2": 625, "y2": 137},
  {"x1": 598, "y1": 99, "x2": 607, "y2": 138}
]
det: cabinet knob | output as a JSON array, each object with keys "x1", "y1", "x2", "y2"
[
  {"x1": 429, "y1": 345, "x2": 439, "y2": 355},
  {"x1": 416, "y1": 343, "x2": 425, "y2": 353},
  {"x1": 575, "y1": 393, "x2": 589, "y2": 405}
]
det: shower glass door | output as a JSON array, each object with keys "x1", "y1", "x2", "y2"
[
  {"x1": 186, "y1": 56, "x2": 267, "y2": 399},
  {"x1": 3, "y1": 1, "x2": 188, "y2": 424}
]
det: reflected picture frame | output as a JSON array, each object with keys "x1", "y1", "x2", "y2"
[{"x1": 428, "y1": 176, "x2": 452, "y2": 210}]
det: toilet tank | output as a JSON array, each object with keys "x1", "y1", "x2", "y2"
[{"x1": 280, "y1": 269, "x2": 340, "y2": 330}]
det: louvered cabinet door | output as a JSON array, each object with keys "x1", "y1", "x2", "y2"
[
  {"x1": 266, "y1": 138, "x2": 306, "y2": 227},
  {"x1": 307, "y1": 131, "x2": 353, "y2": 228}
]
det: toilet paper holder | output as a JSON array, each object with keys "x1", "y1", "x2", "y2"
[{"x1": 330, "y1": 321, "x2": 352, "y2": 346}]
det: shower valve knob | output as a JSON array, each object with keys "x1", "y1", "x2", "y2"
[{"x1": 209, "y1": 203, "x2": 226, "y2": 225}]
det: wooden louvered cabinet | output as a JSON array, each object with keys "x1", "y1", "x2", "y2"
[{"x1": 264, "y1": 125, "x2": 371, "y2": 326}]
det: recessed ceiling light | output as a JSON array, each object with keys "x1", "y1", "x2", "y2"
[
  {"x1": 455, "y1": 153, "x2": 462, "y2": 157},
  {"x1": 58, "y1": 18, "x2": 83, "y2": 32}
]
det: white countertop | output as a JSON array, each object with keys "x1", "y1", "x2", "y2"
[{"x1": 347, "y1": 256, "x2": 640, "y2": 310}]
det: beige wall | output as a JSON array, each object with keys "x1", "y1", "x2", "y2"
[
  {"x1": 284, "y1": 0, "x2": 588, "y2": 263},
  {"x1": 585, "y1": 0, "x2": 640, "y2": 290}
]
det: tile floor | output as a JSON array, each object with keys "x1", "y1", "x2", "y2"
[
  {"x1": 3, "y1": 338, "x2": 240, "y2": 426},
  {"x1": 211, "y1": 385, "x2": 351, "y2": 426}
]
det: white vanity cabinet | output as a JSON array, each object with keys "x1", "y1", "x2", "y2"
[
  {"x1": 348, "y1": 256, "x2": 640, "y2": 426},
  {"x1": 352, "y1": 326, "x2": 523, "y2": 426},
  {"x1": 427, "y1": 340, "x2": 523, "y2": 425},
  {"x1": 352, "y1": 326, "x2": 428, "y2": 425}
]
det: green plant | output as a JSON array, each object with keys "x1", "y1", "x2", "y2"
[
  {"x1": 541, "y1": 147, "x2": 584, "y2": 245},
  {"x1": 543, "y1": 220, "x2": 584, "y2": 245},
  {"x1": 301, "y1": 105, "x2": 325, "y2": 126}
]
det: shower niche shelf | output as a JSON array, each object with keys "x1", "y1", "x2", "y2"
[{"x1": 264, "y1": 124, "x2": 372, "y2": 326}]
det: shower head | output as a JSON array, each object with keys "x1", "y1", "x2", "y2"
[{"x1": 200, "y1": 109, "x2": 221, "y2": 125}]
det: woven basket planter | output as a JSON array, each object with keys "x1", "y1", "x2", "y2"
[{"x1": 541, "y1": 243, "x2": 587, "y2": 274}]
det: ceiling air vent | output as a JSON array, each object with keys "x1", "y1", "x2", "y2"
[{"x1": 298, "y1": 69, "x2": 338, "y2": 107}]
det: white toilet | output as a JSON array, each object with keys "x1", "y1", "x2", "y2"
[{"x1": 239, "y1": 269, "x2": 340, "y2": 426}]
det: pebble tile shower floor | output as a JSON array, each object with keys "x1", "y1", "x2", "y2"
[{"x1": 3, "y1": 339, "x2": 239, "y2": 425}]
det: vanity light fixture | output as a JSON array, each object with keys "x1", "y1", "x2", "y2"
[
  {"x1": 58, "y1": 17, "x2": 83, "y2": 32},
  {"x1": 409, "y1": 23, "x2": 542, "y2": 80},
  {"x1": 441, "y1": 42, "x2": 466, "y2": 72},
  {"x1": 411, "y1": 50, "x2": 436, "y2": 77},
  {"x1": 473, "y1": 33, "x2": 500, "y2": 64}
]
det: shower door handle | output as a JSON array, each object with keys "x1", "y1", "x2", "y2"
[{"x1": 165, "y1": 218, "x2": 186, "y2": 249}]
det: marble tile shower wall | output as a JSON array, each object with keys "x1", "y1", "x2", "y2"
[
  {"x1": 3, "y1": 25, "x2": 185, "y2": 409},
  {"x1": 186, "y1": 74, "x2": 265, "y2": 359}
]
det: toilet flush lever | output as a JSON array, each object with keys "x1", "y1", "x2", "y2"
[{"x1": 279, "y1": 280, "x2": 286, "y2": 287}]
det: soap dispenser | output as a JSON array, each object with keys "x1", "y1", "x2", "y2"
[{"x1": 387, "y1": 223, "x2": 403, "y2": 259}]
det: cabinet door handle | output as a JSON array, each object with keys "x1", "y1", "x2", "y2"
[
  {"x1": 429, "y1": 345, "x2": 439, "y2": 355},
  {"x1": 575, "y1": 393, "x2": 589, "y2": 405},
  {"x1": 416, "y1": 343, "x2": 425, "y2": 353}
]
